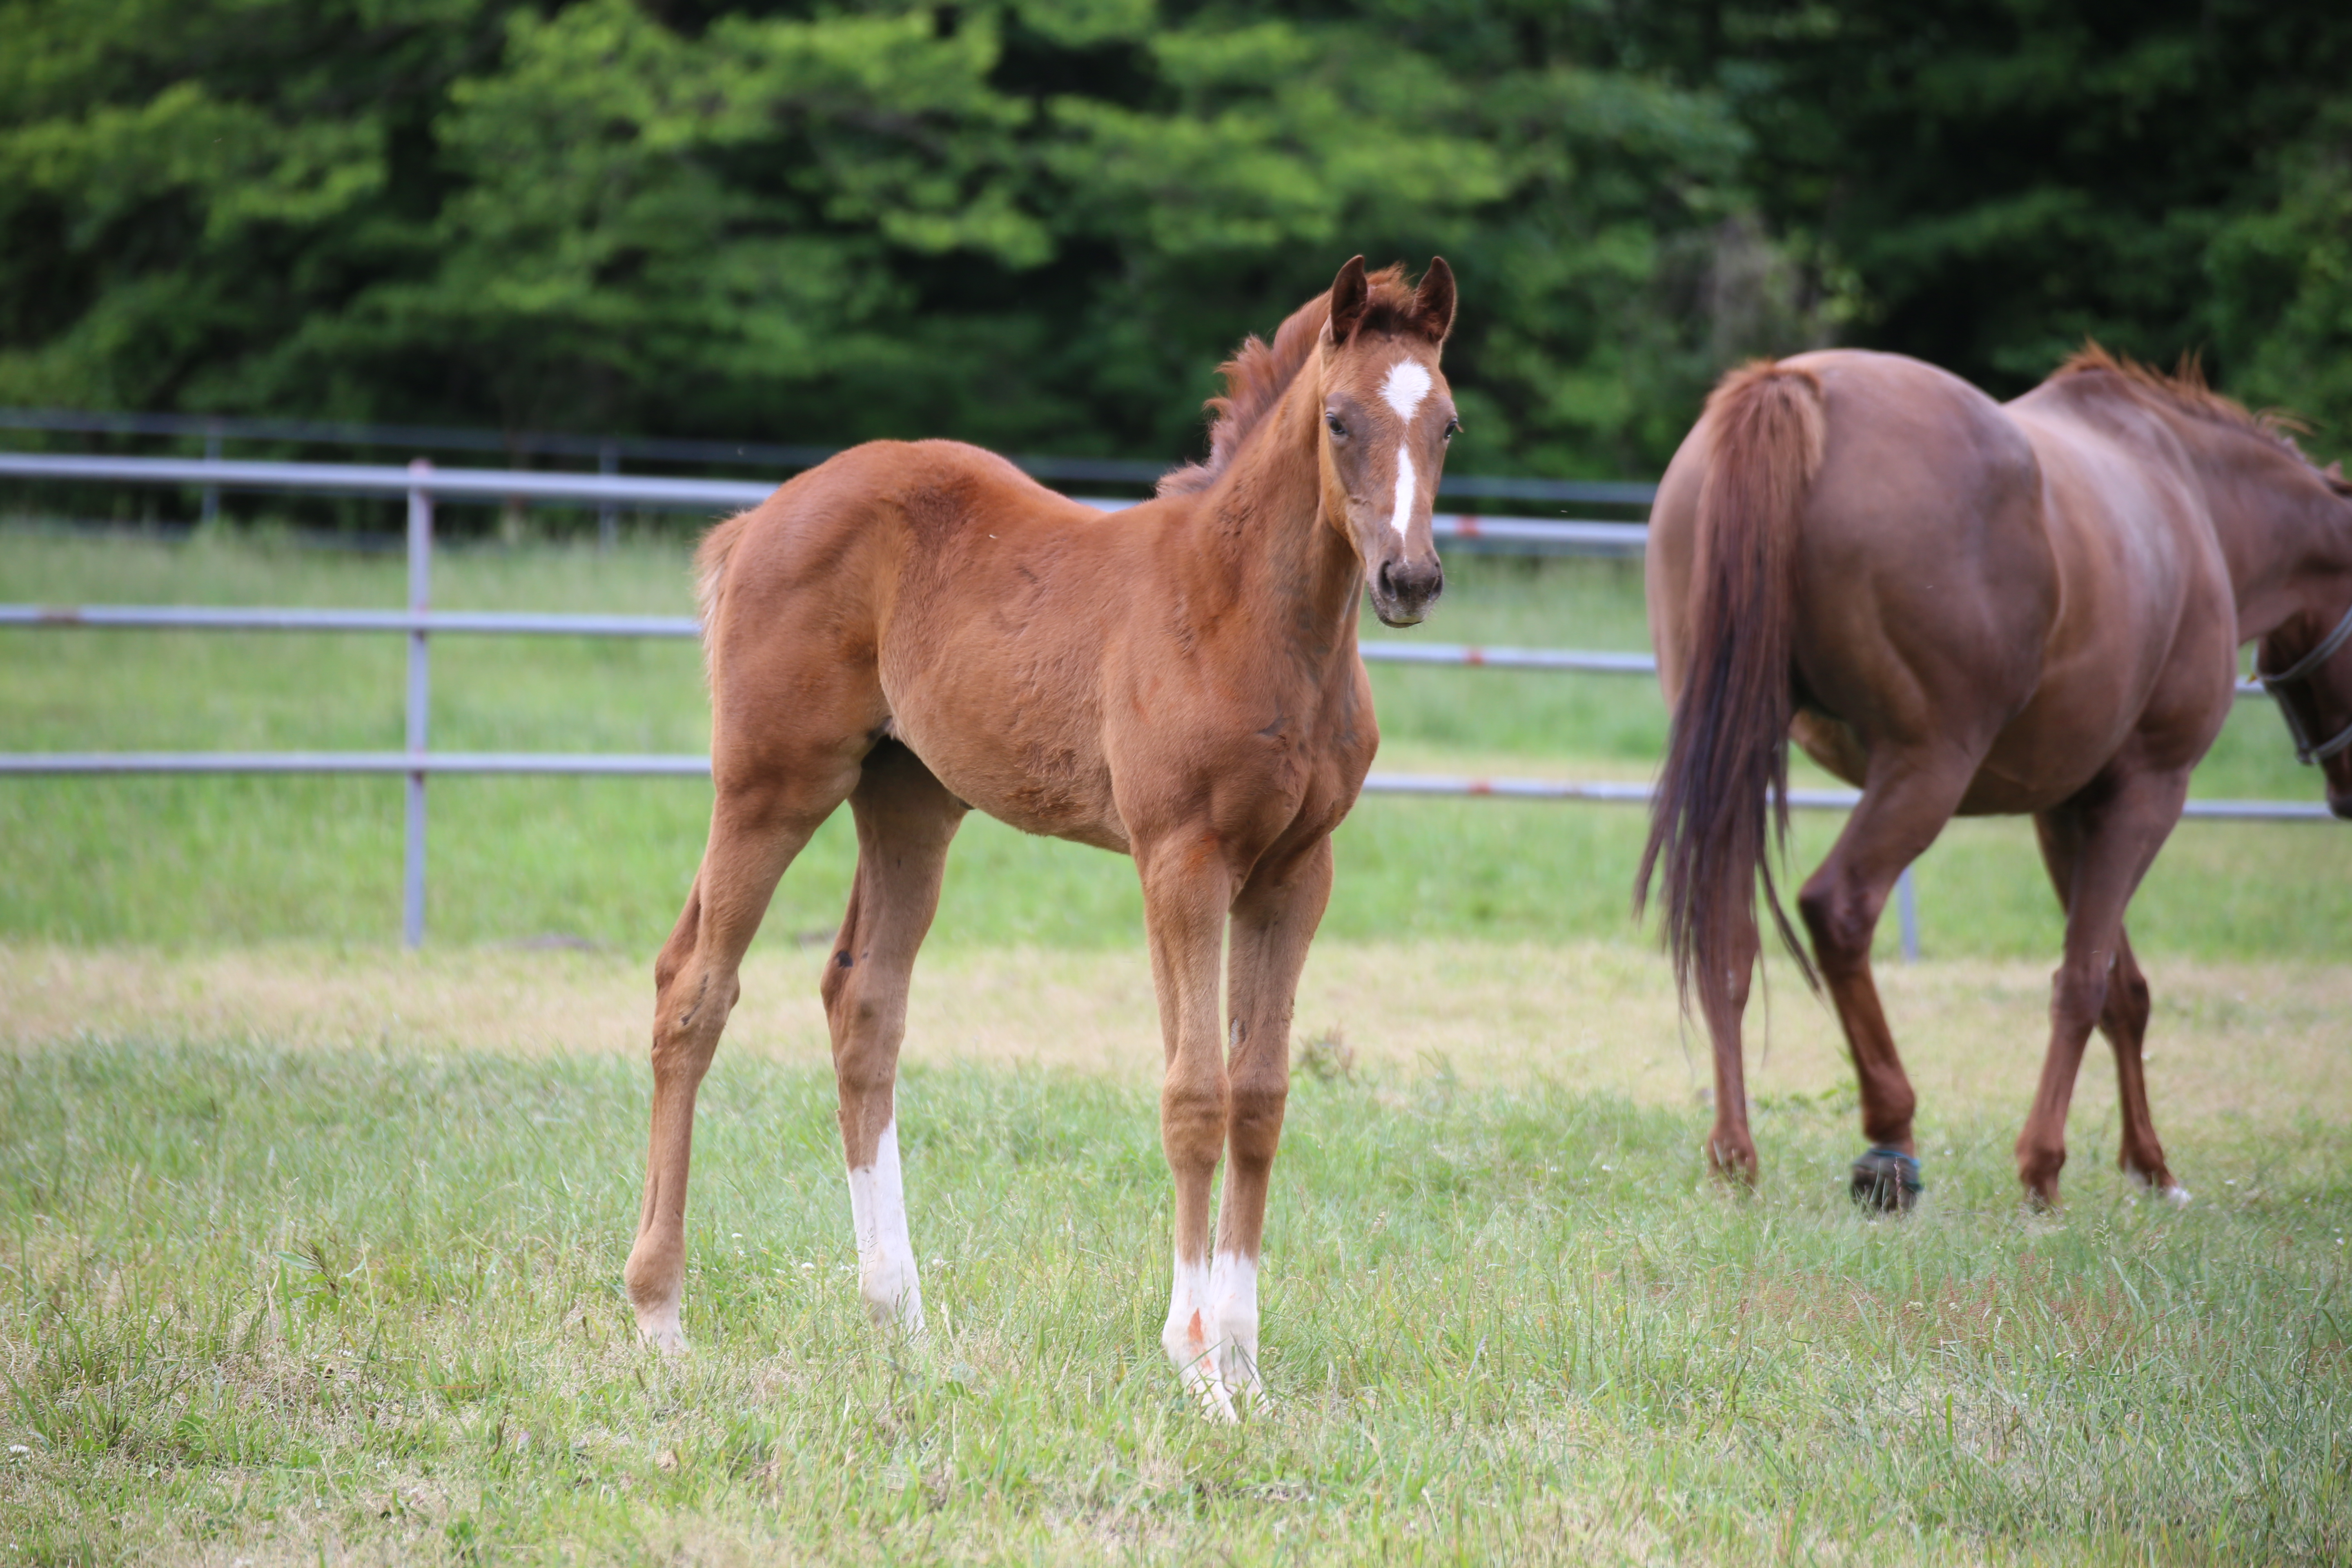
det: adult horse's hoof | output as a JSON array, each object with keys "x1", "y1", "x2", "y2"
[
  {"x1": 1704, "y1": 1134, "x2": 1760, "y2": 1188},
  {"x1": 1849, "y1": 1147, "x2": 1923, "y2": 1213}
]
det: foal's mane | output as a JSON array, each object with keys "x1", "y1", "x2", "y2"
[
  {"x1": 2053, "y1": 343, "x2": 2352, "y2": 493},
  {"x1": 1158, "y1": 264, "x2": 1420, "y2": 498}
]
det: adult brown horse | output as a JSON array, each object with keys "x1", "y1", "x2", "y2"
[
  {"x1": 1641, "y1": 347, "x2": 2352, "y2": 1209},
  {"x1": 623, "y1": 258, "x2": 1461, "y2": 1415}
]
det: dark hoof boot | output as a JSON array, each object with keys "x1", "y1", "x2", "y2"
[{"x1": 1850, "y1": 1147, "x2": 1924, "y2": 1213}]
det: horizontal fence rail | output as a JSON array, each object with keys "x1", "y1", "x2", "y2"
[
  {"x1": 0, "y1": 405, "x2": 1660, "y2": 505},
  {"x1": 0, "y1": 452, "x2": 1649, "y2": 554},
  {"x1": 0, "y1": 451, "x2": 2329, "y2": 956},
  {"x1": 3, "y1": 751, "x2": 2324, "y2": 819},
  {"x1": 0, "y1": 604, "x2": 2277, "y2": 695}
]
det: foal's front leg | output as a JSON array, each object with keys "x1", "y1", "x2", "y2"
[
  {"x1": 1137, "y1": 834, "x2": 1239, "y2": 1418},
  {"x1": 1213, "y1": 838, "x2": 1333, "y2": 1406}
]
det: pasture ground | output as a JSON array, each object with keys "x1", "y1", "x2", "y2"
[
  {"x1": 3, "y1": 526, "x2": 2350, "y2": 1562},
  {"x1": 3, "y1": 942, "x2": 2350, "y2": 1564}
]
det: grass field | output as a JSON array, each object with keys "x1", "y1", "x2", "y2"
[
  {"x1": 3, "y1": 524, "x2": 2350, "y2": 1562},
  {"x1": 3, "y1": 944, "x2": 2350, "y2": 1564}
]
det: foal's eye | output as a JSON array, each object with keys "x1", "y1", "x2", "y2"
[
  {"x1": 1326, "y1": 414, "x2": 1348, "y2": 438},
  {"x1": 1442, "y1": 417, "x2": 1461, "y2": 441}
]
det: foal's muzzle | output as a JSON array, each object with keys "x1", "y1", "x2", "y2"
[{"x1": 1371, "y1": 556, "x2": 1444, "y2": 627}]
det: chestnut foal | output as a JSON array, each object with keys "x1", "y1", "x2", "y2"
[
  {"x1": 1642, "y1": 347, "x2": 2352, "y2": 1210},
  {"x1": 624, "y1": 258, "x2": 1460, "y2": 1414}
]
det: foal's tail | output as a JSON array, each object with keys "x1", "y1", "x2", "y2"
[
  {"x1": 1637, "y1": 361, "x2": 1827, "y2": 1004},
  {"x1": 693, "y1": 510, "x2": 754, "y2": 690}
]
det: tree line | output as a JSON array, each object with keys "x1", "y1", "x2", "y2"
[{"x1": 3, "y1": 0, "x2": 2348, "y2": 480}]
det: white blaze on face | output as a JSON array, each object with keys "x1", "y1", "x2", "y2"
[
  {"x1": 847, "y1": 1117, "x2": 924, "y2": 1334},
  {"x1": 1389, "y1": 450, "x2": 1418, "y2": 540},
  {"x1": 1381, "y1": 358, "x2": 1434, "y2": 539},
  {"x1": 1381, "y1": 358, "x2": 1433, "y2": 423}
]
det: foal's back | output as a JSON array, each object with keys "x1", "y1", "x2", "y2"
[{"x1": 702, "y1": 439, "x2": 1154, "y2": 846}]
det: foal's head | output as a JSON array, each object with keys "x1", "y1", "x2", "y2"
[{"x1": 1316, "y1": 256, "x2": 1458, "y2": 626}]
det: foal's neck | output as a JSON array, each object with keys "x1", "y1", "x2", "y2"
[{"x1": 1196, "y1": 365, "x2": 1364, "y2": 661}]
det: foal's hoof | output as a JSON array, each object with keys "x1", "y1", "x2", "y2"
[{"x1": 1849, "y1": 1147, "x2": 1924, "y2": 1213}]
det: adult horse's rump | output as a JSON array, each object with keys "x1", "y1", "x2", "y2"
[
  {"x1": 1642, "y1": 347, "x2": 2352, "y2": 1207},
  {"x1": 624, "y1": 257, "x2": 1461, "y2": 1416}
]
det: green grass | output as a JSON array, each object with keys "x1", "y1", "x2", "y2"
[
  {"x1": 4, "y1": 1038, "x2": 2348, "y2": 1564},
  {"x1": 2, "y1": 526, "x2": 2348, "y2": 958},
  {"x1": 6, "y1": 527, "x2": 2349, "y2": 1561}
]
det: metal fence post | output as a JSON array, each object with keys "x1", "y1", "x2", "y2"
[
  {"x1": 598, "y1": 439, "x2": 618, "y2": 551},
  {"x1": 201, "y1": 425, "x2": 221, "y2": 525},
  {"x1": 1895, "y1": 864, "x2": 1919, "y2": 962},
  {"x1": 404, "y1": 461, "x2": 432, "y2": 947}
]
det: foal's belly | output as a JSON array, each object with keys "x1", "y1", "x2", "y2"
[{"x1": 890, "y1": 709, "x2": 1131, "y2": 853}]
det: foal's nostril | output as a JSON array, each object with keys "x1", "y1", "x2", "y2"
[{"x1": 1376, "y1": 561, "x2": 1398, "y2": 599}]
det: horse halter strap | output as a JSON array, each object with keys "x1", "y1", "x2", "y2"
[{"x1": 2257, "y1": 598, "x2": 2352, "y2": 764}]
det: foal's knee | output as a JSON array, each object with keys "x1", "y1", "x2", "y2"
[
  {"x1": 1161, "y1": 1074, "x2": 1230, "y2": 1173},
  {"x1": 1227, "y1": 1074, "x2": 1289, "y2": 1169}
]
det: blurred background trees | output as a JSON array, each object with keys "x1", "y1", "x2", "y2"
[{"x1": 2, "y1": 0, "x2": 2347, "y2": 478}]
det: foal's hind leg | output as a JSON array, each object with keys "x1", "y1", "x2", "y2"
[
  {"x1": 1798, "y1": 755, "x2": 1975, "y2": 1210},
  {"x1": 2018, "y1": 775, "x2": 2190, "y2": 1206},
  {"x1": 1210, "y1": 837, "x2": 1334, "y2": 1405},
  {"x1": 820, "y1": 742, "x2": 965, "y2": 1333},
  {"x1": 625, "y1": 760, "x2": 860, "y2": 1351}
]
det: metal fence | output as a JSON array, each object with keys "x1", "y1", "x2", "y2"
[
  {"x1": 0, "y1": 450, "x2": 2329, "y2": 954},
  {"x1": 0, "y1": 404, "x2": 1661, "y2": 503}
]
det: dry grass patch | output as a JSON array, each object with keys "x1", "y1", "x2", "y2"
[{"x1": 7, "y1": 938, "x2": 2347, "y2": 1143}]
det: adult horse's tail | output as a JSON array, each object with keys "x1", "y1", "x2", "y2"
[{"x1": 1637, "y1": 361, "x2": 1827, "y2": 1004}]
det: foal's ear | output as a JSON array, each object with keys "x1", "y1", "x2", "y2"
[
  {"x1": 1410, "y1": 257, "x2": 1456, "y2": 344},
  {"x1": 1326, "y1": 256, "x2": 1370, "y2": 344}
]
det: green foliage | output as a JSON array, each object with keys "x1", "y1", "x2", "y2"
[
  {"x1": 0, "y1": 0, "x2": 1753, "y2": 474},
  {"x1": 2208, "y1": 104, "x2": 2352, "y2": 445},
  {"x1": 4, "y1": 1, "x2": 2351, "y2": 473}
]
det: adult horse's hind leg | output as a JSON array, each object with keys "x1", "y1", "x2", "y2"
[
  {"x1": 1695, "y1": 903, "x2": 1762, "y2": 1183},
  {"x1": 2098, "y1": 933, "x2": 2185, "y2": 1201},
  {"x1": 1210, "y1": 837, "x2": 1334, "y2": 1405},
  {"x1": 1798, "y1": 755, "x2": 1976, "y2": 1211},
  {"x1": 820, "y1": 741, "x2": 966, "y2": 1333},
  {"x1": 626, "y1": 762, "x2": 859, "y2": 1351},
  {"x1": 2019, "y1": 775, "x2": 2190, "y2": 1206}
]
